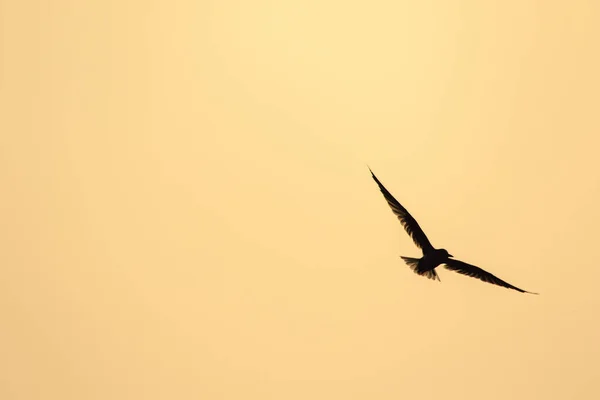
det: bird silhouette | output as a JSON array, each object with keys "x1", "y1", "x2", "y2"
[{"x1": 369, "y1": 167, "x2": 537, "y2": 294}]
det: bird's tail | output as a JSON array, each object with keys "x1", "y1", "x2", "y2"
[{"x1": 400, "y1": 256, "x2": 440, "y2": 281}]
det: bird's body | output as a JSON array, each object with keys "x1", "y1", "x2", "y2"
[
  {"x1": 413, "y1": 249, "x2": 450, "y2": 272},
  {"x1": 369, "y1": 167, "x2": 537, "y2": 294}
]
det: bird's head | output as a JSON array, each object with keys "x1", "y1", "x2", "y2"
[{"x1": 441, "y1": 249, "x2": 454, "y2": 258}]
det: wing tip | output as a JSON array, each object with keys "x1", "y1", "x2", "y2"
[
  {"x1": 507, "y1": 284, "x2": 539, "y2": 295},
  {"x1": 367, "y1": 165, "x2": 375, "y2": 177},
  {"x1": 367, "y1": 166, "x2": 382, "y2": 186}
]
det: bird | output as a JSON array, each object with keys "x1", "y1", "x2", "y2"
[{"x1": 369, "y1": 167, "x2": 537, "y2": 294}]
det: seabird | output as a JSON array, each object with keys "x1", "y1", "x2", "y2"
[{"x1": 369, "y1": 168, "x2": 537, "y2": 294}]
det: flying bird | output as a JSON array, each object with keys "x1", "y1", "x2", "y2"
[{"x1": 369, "y1": 168, "x2": 537, "y2": 294}]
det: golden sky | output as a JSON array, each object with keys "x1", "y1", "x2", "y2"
[{"x1": 1, "y1": 1, "x2": 600, "y2": 399}]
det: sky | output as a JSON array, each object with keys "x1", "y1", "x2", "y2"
[{"x1": 1, "y1": 1, "x2": 600, "y2": 399}]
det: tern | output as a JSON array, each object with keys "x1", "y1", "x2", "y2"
[{"x1": 369, "y1": 168, "x2": 537, "y2": 294}]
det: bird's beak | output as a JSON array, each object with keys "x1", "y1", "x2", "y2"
[{"x1": 448, "y1": 254, "x2": 454, "y2": 258}]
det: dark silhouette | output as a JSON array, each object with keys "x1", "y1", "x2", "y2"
[{"x1": 369, "y1": 168, "x2": 537, "y2": 294}]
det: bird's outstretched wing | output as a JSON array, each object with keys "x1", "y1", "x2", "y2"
[
  {"x1": 444, "y1": 258, "x2": 538, "y2": 294},
  {"x1": 369, "y1": 168, "x2": 434, "y2": 252}
]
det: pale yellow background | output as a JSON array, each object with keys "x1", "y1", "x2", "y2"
[{"x1": 1, "y1": 1, "x2": 599, "y2": 399}]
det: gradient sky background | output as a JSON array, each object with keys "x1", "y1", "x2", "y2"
[{"x1": 2, "y1": 1, "x2": 600, "y2": 399}]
